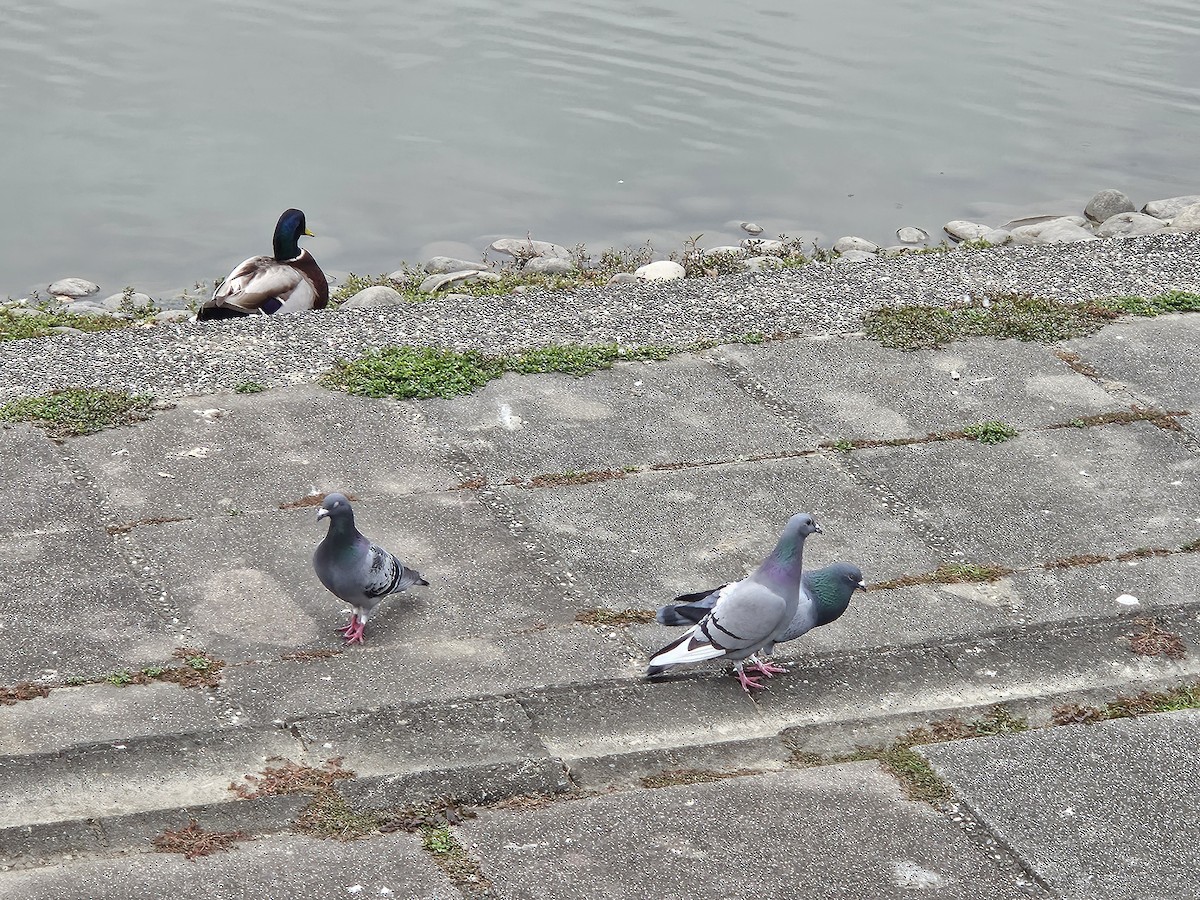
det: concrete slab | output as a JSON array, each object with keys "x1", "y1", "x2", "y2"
[
  {"x1": 0, "y1": 725, "x2": 302, "y2": 830},
  {"x1": 523, "y1": 645, "x2": 979, "y2": 762},
  {"x1": 421, "y1": 355, "x2": 811, "y2": 480},
  {"x1": 137, "y1": 491, "x2": 577, "y2": 660},
  {"x1": 0, "y1": 682, "x2": 225, "y2": 757},
  {"x1": 1064, "y1": 313, "x2": 1199, "y2": 412},
  {"x1": 922, "y1": 710, "x2": 1200, "y2": 900},
  {"x1": 0, "y1": 427, "x2": 176, "y2": 681},
  {"x1": 939, "y1": 611, "x2": 1200, "y2": 703},
  {"x1": 222, "y1": 627, "x2": 636, "y2": 725},
  {"x1": 0, "y1": 831, "x2": 458, "y2": 899},
  {"x1": 460, "y1": 765, "x2": 1031, "y2": 899},
  {"x1": 299, "y1": 698, "x2": 569, "y2": 807},
  {"x1": 66, "y1": 387, "x2": 461, "y2": 522},
  {"x1": 506, "y1": 456, "x2": 941, "y2": 612},
  {"x1": 847, "y1": 423, "x2": 1198, "y2": 567},
  {"x1": 717, "y1": 335, "x2": 1122, "y2": 439},
  {"x1": 982, "y1": 551, "x2": 1200, "y2": 626},
  {"x1": 0, "y1": 426, "x2": 95, "y2": 532},
  {"x1": 297, "y1": 698, "x2": 544, "y2": 777},
  {"x1": 0, "y1": 527, "x2": 176, "y2": 683}
]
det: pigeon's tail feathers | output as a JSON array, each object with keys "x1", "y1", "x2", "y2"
[
  {"x1": 391, "y1": 563, "x2": 427, "y2": 593},
  {"x1": 646, "y1": 663, "x2": 669, "y2": 678},
  {"x1": 647, "y1": 624, "x2": 729, "y2": 670},
  {"x1": 657, "y1": 583, "x2": 725, "y2": 626},
  {"x1": 656, "y1": 603, "x2": 711, "y2": 627},
  {"x1": 672, "y1": 585, "x2": 727, "y2": 605}
]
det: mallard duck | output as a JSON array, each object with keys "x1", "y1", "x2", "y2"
[{"x1": 196, "y1": 208, "x2": 329, "y2": 321}]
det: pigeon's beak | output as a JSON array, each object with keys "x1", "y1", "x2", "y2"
[
  {"x1": 856, "y1": 579, "x2": 866, "y2": 591},
  {"x1": 814, "y1": 523, "x2": 824, "y2": 534},
  {"x1": 316, "y1": 507, "x2": 329, "y2": 521}
]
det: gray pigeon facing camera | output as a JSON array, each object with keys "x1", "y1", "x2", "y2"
[{"x1": 313, "y1": 493, "x2": 428, "y2": 644}]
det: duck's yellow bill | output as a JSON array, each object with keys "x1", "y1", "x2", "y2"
[{"x1": 304, "y1": 228, "x2": 316, "y2": 237}]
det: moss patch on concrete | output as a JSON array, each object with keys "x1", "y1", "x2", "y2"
[
  {"x1": 792, "y1": 706, "x2": 1027, "y2": 805},
  {"x1": 0, "y1": 388, "x2": 155, "y2": 439},
  {"x1": 63, "y1": 648, "x2": 226, "y2": 690},
  {"x1": 323, "y1": 338, "x2": 767, "y2": 401},
  {"x1": 863, "y1": 290, "x2": 1200, "y2": 351}
]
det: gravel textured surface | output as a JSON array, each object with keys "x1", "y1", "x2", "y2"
[{"x1": 3, "y1": 232, "x2": 1199, "y2": 400}]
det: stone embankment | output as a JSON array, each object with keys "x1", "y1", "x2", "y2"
[{"x1": 10, "y1": 188, "x2": 1200, "y2": 317}]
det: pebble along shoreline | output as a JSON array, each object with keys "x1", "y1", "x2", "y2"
[{"x1": 1, "y1": 188, "x2": 1199, "y2": 400}]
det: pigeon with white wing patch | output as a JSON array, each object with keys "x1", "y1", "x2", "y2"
[
  {"x1": 313, "y1": 493, "x2": 428, "y2": 644},
  {"x1": 646, "y1": 513, "x2": 821, "y2": 692},
  {"x1": 657, "y1": 561, "x2": 864, "y2": 679}
]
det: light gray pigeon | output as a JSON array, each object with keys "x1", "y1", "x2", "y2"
[
  {"x1": 656, "y1": 562, "x2": 864, "y2": 679},
  {"x1": 313, "y1": 493, "x2": 428, "y2": 644},
  {"x1": 646, "y1": 513, "x2": 821, "y2": 692}
]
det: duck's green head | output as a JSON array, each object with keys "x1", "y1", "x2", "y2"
[{"x1": 273, "y1": 208, "x2": 315, "y2": 260}]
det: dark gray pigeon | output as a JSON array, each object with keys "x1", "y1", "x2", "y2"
[
  {"x1": 657, "y1": 562, "x2": 864, "y2": 679},
  {"x1": 646, "y1": 513, "x2": 821, "y2": 692},
  {"x1": 313, "y1": 493, "x2": 428, "y2": 644}
]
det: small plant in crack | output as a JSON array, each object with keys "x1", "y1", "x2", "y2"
[
  {"x1": 152, "y1": 819, "x2": 248, "y2": 860},
  {"x1": 870, "y1": 562, "x2": 1014, "y2": 591},
  {"x1": 229, "y1": 757, "x2": 355, "y2": 799},
  {"x1": 1051, "y1": 703, "x2": 1108, "y2": 726},
  {"x1": 961, "y1": 420, "x2": 1018, "y2": 445},
  {"x1": 1128, "y1": 617, "x2": 1187, "y2": 659},
  {"x1": 640, "y1": 767, "x2": 762, "y2": 789},
  {"x1": 0, "y1": 681, "x2": 51, "y2": 705},
  {"x1": 575, "y1": 607, "x2": 657, "y2": 626}
]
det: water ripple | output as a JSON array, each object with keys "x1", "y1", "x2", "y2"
[{"x1": 1, "y1": 0, "x2": 1200, "y2": 295}]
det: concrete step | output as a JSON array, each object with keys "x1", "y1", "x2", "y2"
[{"x1": 2, "y1": 608, "x2": 1197, "y2": 869}]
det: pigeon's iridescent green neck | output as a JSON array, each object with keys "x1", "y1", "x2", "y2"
[{"x1": 807, "y1": 569, "x2": 856, "y2": 626}]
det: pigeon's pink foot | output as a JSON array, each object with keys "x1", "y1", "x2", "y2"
[
  {"x1": 747, "y1": 660, "x2": 789, "y2": 678},
  {"x1": 343, "y1": 620, "x2": 366, "y2": 644},
  {"x1": 336, "y1": 621, "x2": 355, "y2": 635},
  {"x1": 734, "y1": 668, "x2": 766, "y2": 692}
]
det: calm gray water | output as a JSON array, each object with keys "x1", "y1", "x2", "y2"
[{"x1": 2, "y1": 0, "x2": 1199, "y2": 299}]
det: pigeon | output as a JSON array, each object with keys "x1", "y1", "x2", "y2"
[
  {"x1": 313, "y1": 493, "x2": 428, "y2": 644},
  {"x1": 646, "y1": 513, "x2": 822, "y2": 692},
  {"x1": 657, "y1": 562, "x2": 864, "y2": 679}
]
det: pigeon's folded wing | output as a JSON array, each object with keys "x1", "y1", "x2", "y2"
[{"x1": 648, "y1": 581, "x2": 784, "y2": 670}]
